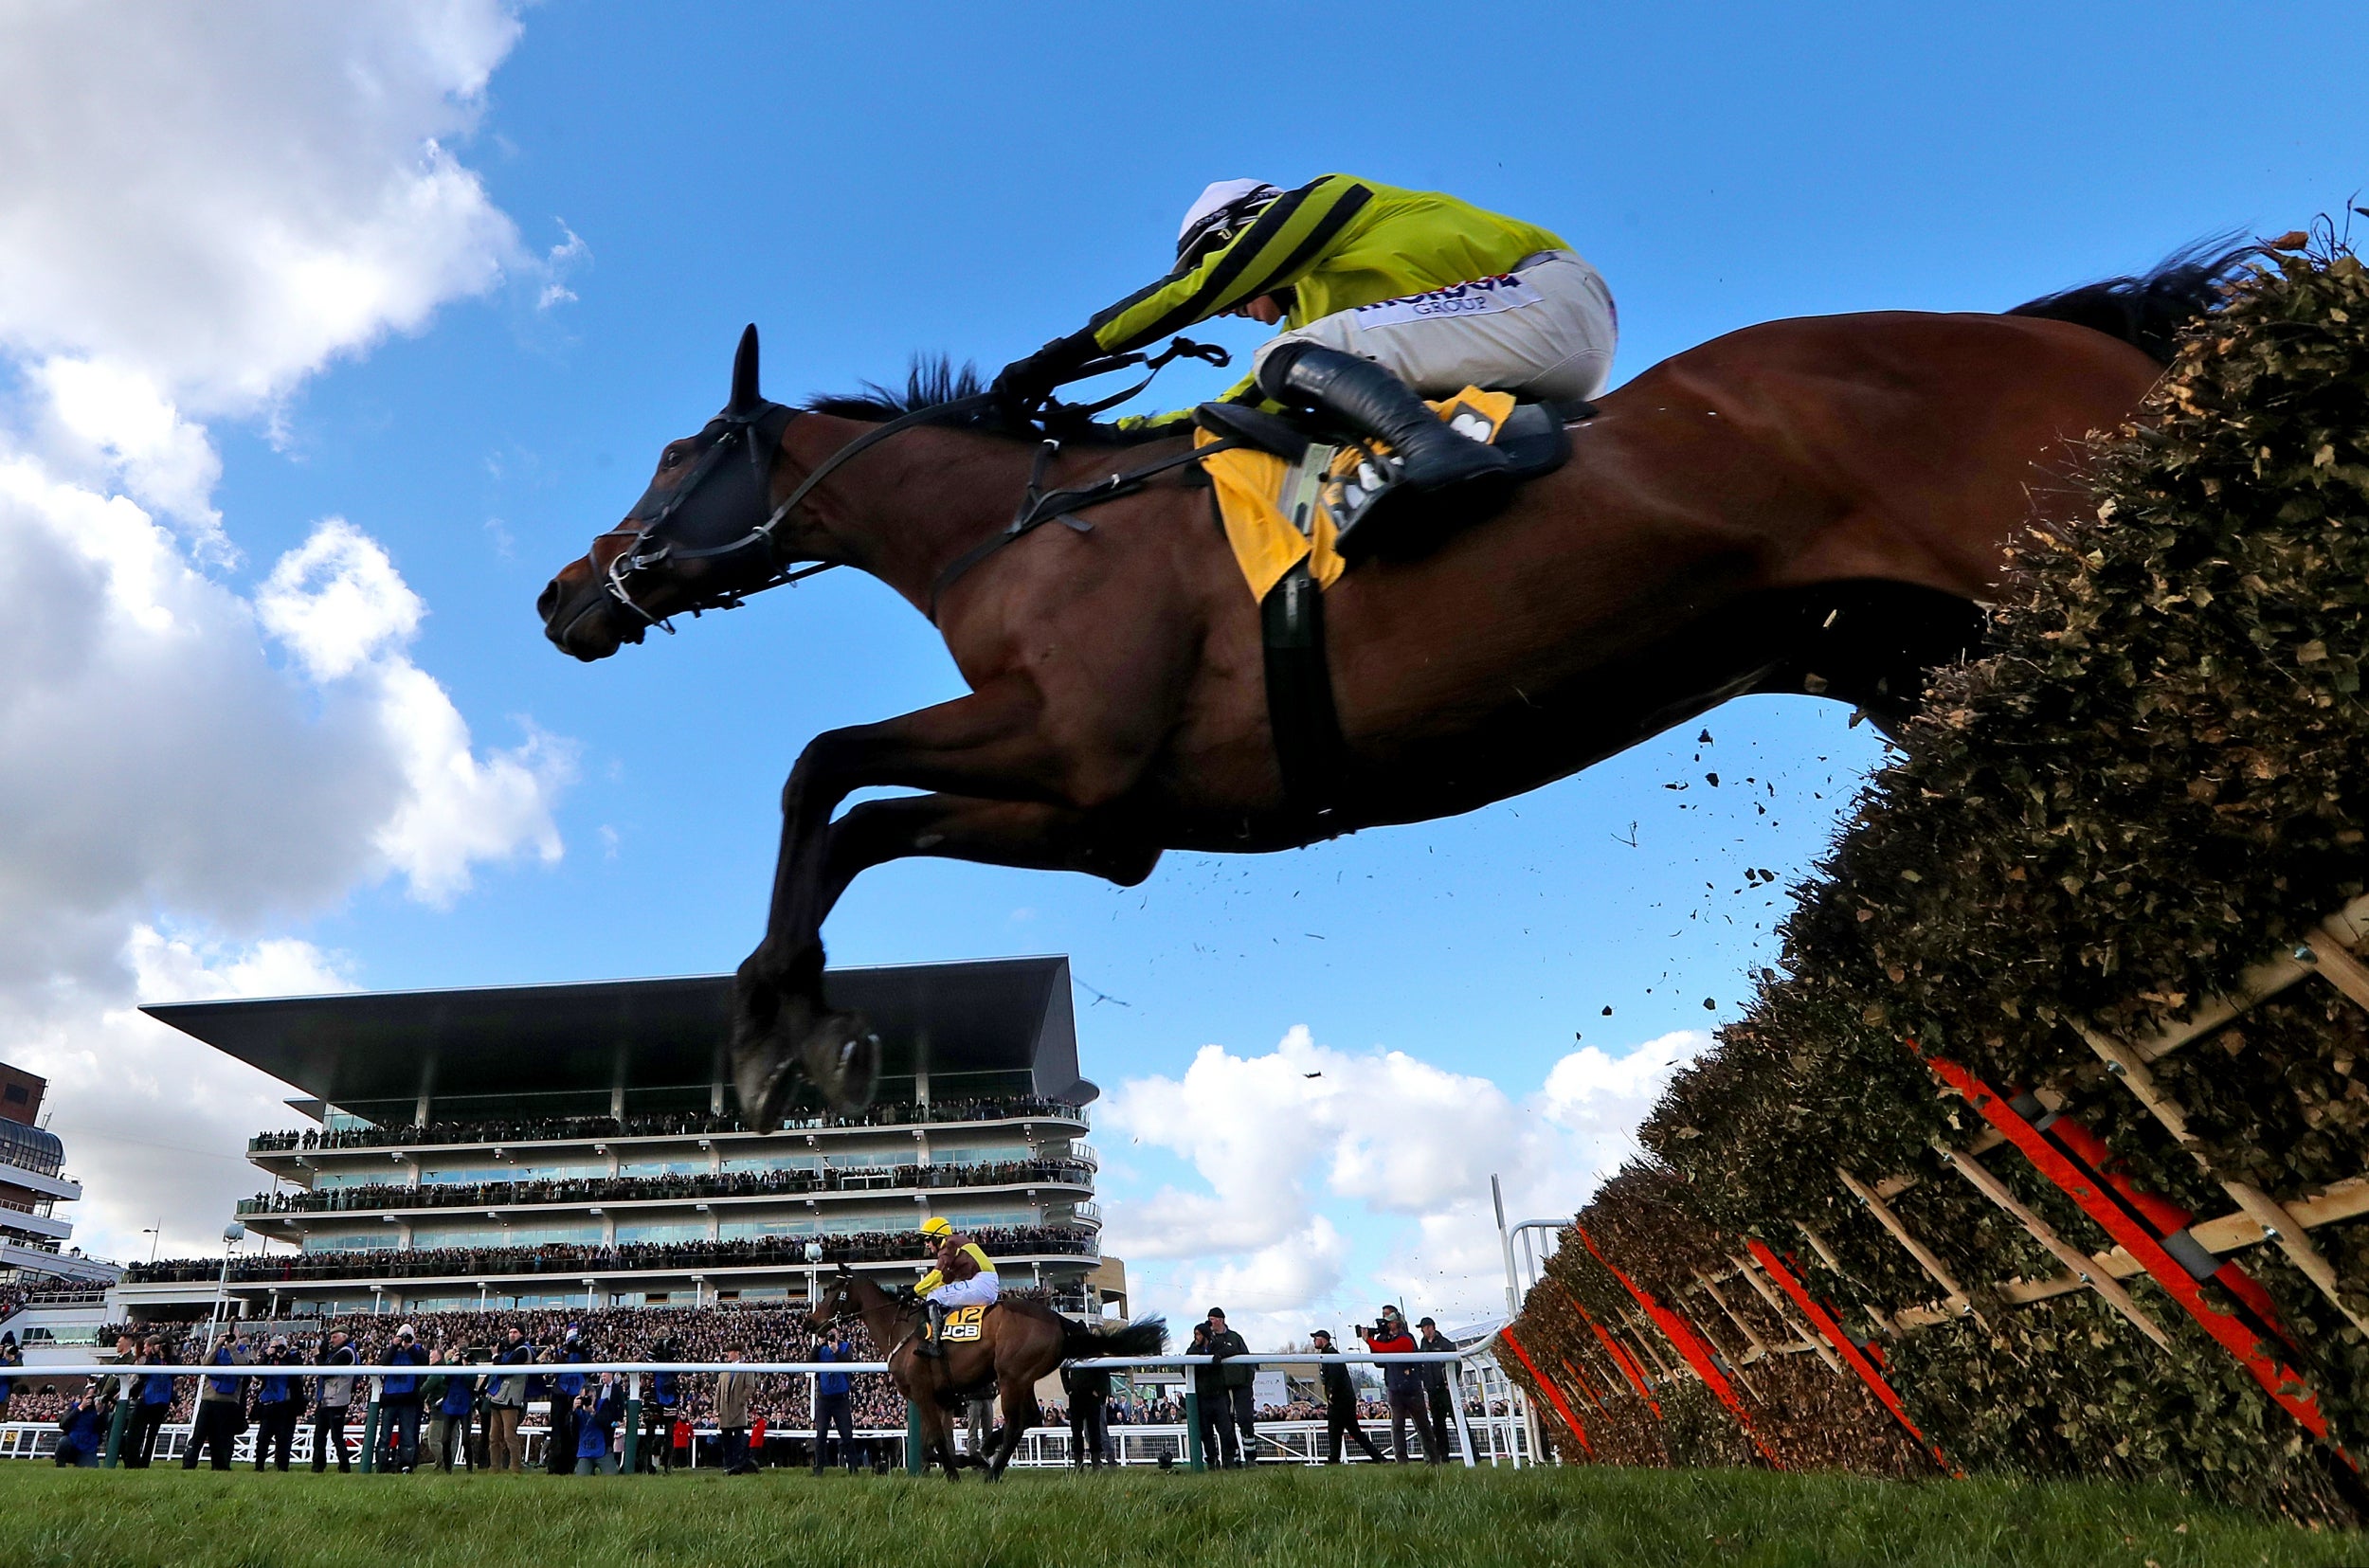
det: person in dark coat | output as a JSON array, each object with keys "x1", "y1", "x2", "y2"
[
  {"x1": 0, "y1": 1330, "x2": 20, "y2": 1421},
  {"x1": 250, "y1": 1337, "x2": 301, "y2": 1471},
  {"x1": 1060, "y1": 1360, "x2": 1112, "y2": 1469},
  {"x1": 1204, "y1": 1308, "x2": 1257, "y2": 1467},
  {"x1": 125, "y1": 1338, "x2": 175, "y2": 1469},
  {"x1": 1311, "y1": 1330, "x2": 1384, "y2": 1464},
  {"x1": 311, "y1": 1328, "x2": 358, "y2": 1473},
  {"x1": 544, "y1": 1327, "x2": 588, "y2": 1476},
  {"x1": 379, "y1": 1324, "x2": 428, "y2": 1472},
  {"x1": 643, "y1": 1337, "x2": 681, "y2": 1475},
  {"x1": 182, "y1": 1332, "x2": 244, "y2": 1470},
  {"x1": 1186, "y1": 1322, "x2": 1233, "y2": 1468},
  {"x1": 1416, "y1": 1316, "x2": 1456, "y2": 1464}
]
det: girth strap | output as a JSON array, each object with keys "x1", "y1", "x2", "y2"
[{"x1": 1259, "y1": 561, "x2": 1344, "y2": 825}]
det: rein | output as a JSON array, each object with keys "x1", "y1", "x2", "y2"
[{"x1": 604, "y1": 336, "x2": 1231, "y2": 632}]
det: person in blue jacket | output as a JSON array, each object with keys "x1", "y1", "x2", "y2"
[
  {"x1": 428, "y1": 1349, "x2": 479, "y2": 1472},
  {"x1": 571, "y1": 1377, "x2": 623, "y2": 1475},
  {"x1": 545, "y1": 1326, "x2": 588, "y2": 1476},
  {"x1": 250, "y1": 1337, "x2": 301, "y2": 1471},
  {"x1": 642, "y1": 1337, "x2": 681, "y2": 1475},
  {"x1": 811, "y1": 1329, "x2": 861, "y2": 1474},
  {"x1": 181, "y1": 1332, "x2": 244, "y2": 1470},
  {"x1": 54, "y1": 1379, "x2": 115, "y2": 1468},
  {"x1": 125, "y1": 1337, "x2": 175, "y2": 1469},
  {"x1": 378, "y1": 1324, "x2": 429, "y2": 1473}
]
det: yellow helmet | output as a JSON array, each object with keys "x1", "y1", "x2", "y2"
[{"x1": 920, "y1": 1217, "x2": 953, "y2": 1238}]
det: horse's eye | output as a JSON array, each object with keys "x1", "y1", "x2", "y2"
[{"x1": 660, "y1": 448, "x2": 682, "y2": 470}]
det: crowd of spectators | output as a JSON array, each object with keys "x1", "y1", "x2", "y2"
[
  {"x1": 246, "y1": 1096, "x2": 1088, "y2": 1154},
  {"x1": 236, "y1": 1158, "x2": 1094, "y2": 1217},
  {"x1": 123, "y1": 1225, "x2": 1097, "y2": 1285},
  {"x1": 6, "y1": 1296, "x2": 1517, "y2": 1470}
]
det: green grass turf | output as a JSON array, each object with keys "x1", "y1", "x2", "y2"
[{"x1": 0, "y1": 1461, "x2": 2361, "y2": 1568}]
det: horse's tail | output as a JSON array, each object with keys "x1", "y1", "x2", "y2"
[
  {"x1": 1062, "y1": 1314, "x2": 1166, "y2": 1362},
  {"x1": 2005, "y1": 233, "x2": 2256, "y2": 364}
]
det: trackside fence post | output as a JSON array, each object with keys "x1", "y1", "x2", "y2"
[
  {"x1": 623, "y1": 1372, "x2": 642, "y2": 1474},
  {"x1": 904, "y1": 1400, "x2": 924, "y2": 1474},
  {"x1": 1183, "y1": 1388, "x2": 1205, "y2": 1471}
]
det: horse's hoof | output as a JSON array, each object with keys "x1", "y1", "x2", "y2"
[
  {"x1": 729, "y1": 1036, "x2": 802, "y2": 1132},
  {"x1": 802, "y1": 1010, "x2": 880, "y2": 1112}
]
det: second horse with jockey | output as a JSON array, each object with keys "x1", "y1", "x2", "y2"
[{"x1": 913, "y1": 1215, "x2": 1000, "y2": 1359}]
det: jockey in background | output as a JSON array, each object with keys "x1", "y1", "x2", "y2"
[
  {"x1": 991, "y1": 174, "x2": 1617, "y2": 514},
  {"x1": 913, "y1": 1215, "x2": 999, "y2": 1360}
]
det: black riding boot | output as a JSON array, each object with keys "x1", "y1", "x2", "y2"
[
  {"x1": 1258, "y1": 343, "x2": 1511, "y2": 497},
  {"x1": 919, "y1": 1302, "x2": 947, "y2": 1360}
]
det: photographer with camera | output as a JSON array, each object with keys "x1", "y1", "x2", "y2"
[{"x1": 1359, "y1": 1306, "x2": 1427, "y2": 1463}]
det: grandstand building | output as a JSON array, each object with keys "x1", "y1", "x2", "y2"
[
  {"x1": 125, "y1": 958, "x2": 1118, "y2": 1321},
  {"x1": 0, "y1": 1060, "x2": 117, "y2": 1289}
]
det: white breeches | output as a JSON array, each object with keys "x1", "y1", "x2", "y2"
[
  {"x1": 1253, "y1": 248, "x2": 1618, "y2": 403},
  {"x1": 930, "y1": 1274, "x2": 1000, "y2": 1308}
]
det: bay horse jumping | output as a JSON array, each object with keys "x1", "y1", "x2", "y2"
[
  {"x1": 805, "y1": 1267, "x2": 1165, "y2": 1480},
  {"x1": 538, "y1": 243, "x2": 2250, "y2": 1118}
]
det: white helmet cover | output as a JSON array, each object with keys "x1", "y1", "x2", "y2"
[{"x1": 1177, "y1": 179, "x2": 1282, "y2": 264}]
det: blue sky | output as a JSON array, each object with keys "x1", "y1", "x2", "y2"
[{"x1": 5, "y1": 2, "x2": 2364, "y2": 1338}]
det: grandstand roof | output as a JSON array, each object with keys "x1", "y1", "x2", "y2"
[{"x1": 141, "y1": 955, "x2": 1094, "y2": 1108}]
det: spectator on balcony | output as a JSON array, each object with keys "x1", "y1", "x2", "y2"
[
  {"x1": 252, "y1": 1337, "x2": 301, "y2": 1471},
  {"x1": 182, "y1": 1332, "x2": 244, "y2": 1471},
  {"x1": 0, "y1": 1330, "x2": 19, "y2": 1421},
  {"x1": 812, "y1": 1328, "x2": 860, "y2": 1474},
  {"x1": 485, "y1": 1325, "x2": 533, "y2": 1473},
  {"x1": 380, "y1": 1323, "x2": 429, "y2": 1473},
  {"x1": 125, "y1": 1338, "x2": 174, "y2": 1469},
  {"x1": 312, "y1": 1327, "x2": 358, "y2": 1474}
]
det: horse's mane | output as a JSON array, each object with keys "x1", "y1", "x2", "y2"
[{"x1": 804, "y1": 355, "x2": 1172, "y2": 445}]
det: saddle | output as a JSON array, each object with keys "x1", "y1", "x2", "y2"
[
  {"x1": 1193, "y1": 389, "x2": 1583, "y2": 589},
  {"x1": 1187, "y1": 391, "x2": 1586, "y2": 830}
]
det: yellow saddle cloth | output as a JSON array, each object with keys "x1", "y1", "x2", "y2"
[
  {"x1": 1196, "y1": 387, "x2": 1518, "y2": 603},
  {"x1": 931, "y1": 1305, "x2": 986, "y2": 1343}
]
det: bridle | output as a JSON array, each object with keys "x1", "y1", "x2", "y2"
[{"x1": 598, "y1": 326, "x2": 1233, "y2": 633}]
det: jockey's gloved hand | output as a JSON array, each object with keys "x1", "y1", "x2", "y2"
[{"x1": 991, "y1": 332, "x2": 1098, "y2": 416}]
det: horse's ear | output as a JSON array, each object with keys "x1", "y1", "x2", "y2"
[{"x1": 730, "y1": 323, "x2": 762, "y2": 414}]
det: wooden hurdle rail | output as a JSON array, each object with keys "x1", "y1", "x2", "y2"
[{"x1": 1518, "y1": 893, "x2": 2369, "y2": 1470}]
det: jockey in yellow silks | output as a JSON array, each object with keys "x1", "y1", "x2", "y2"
[
  {"x1": 990, "y1": 175, "x2": 1617, "y2": 547},
  {"x1": 913, "y1": 1215, "x2": 998, "y2": 1360}
]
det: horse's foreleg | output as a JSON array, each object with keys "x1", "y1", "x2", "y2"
[{"x1": 732, "y1": 678, "x2": 1153, "y2": 1120}]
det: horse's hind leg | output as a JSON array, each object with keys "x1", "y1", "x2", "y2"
[{"x1": 986, "y1": 1383, "x2": 1041, "y2": 1481}]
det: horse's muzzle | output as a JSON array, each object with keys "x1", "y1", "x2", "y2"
[{"x1": 538, "y1": 573, "x2": 638, "y2": 661}]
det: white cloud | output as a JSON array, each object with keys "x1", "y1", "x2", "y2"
[
  {"x1": 1101, "y1": 1027, "x2": 1708, "y2": 1343},
  {"x1": 255, "y1": 519, "x2": 426, "y2": 682},
  {"x1": 0, "y1": 4, "x2": 569, "y2": 1274},
  {"x1": 0, "y1": 2, "x2": 523, "y2": 413},
  {"x1": 15, "y1": 928, "x2": 358, "y2": 1264}
]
